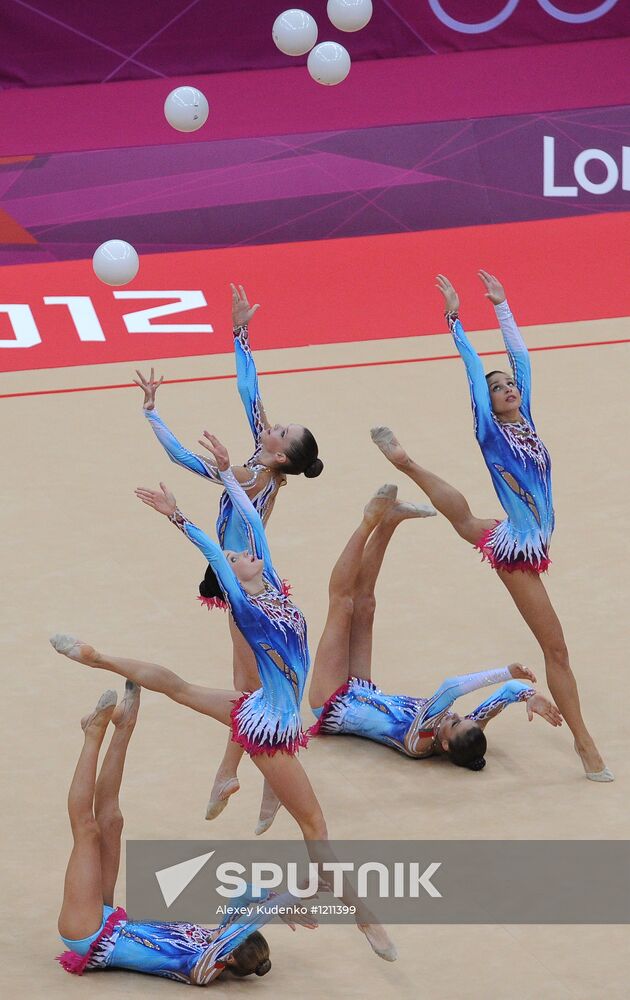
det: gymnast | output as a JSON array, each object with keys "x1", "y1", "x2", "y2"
[
  {"x1": 133, "y1": 284, "x2": 323, "y2": 821},
  {"x1": 308, "y1": 492, "x2": 562, "y2": 768},
  {"x1": 51, "y1": 447, "x2": 398, "y2": 961},
  {"x1": 54, "y1": 682, "x2": 317, "y2": 985},
  {"x1": 371, "y1": 270, "x2": 611, "y2": 780}
]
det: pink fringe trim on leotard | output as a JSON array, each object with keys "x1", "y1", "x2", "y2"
[
  {"x1": 230, "y1": 692, "x2": 310, "y2": 757},
  {"x1": 198, "y1": 579, "x2": 292, "y2": 612},
  {"x1": 307, "y1": 681, "x2": 352, "y2": 737},
  {"x1": 475, "y1": 524, "x2": 551, "y2": 575},
  {"x1": 56, "y1": 907, "x2": 127, "y2": 975}
]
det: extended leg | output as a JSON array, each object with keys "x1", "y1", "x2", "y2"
[
  {"x1": 58, "y1": 691, "x2": 117, "y2": 941},
  {"x1": 308, "y1": 485, "x2": 397, "y2": 710},
  {"x1": 253, "y1": 752, "x2": 396, "y2": 962},
  {"x1": 94, "y1": 683, "x2": 140, "y2": 906},
  {"x1": 205, "y1": 617, "x2": 256, "y2": 821},
  {"x1": 371, "y1": 427, "x2": 495, "y2": 544},
  {"x1": 51, "y1": 636, "x2": 236, "y2": 726},
  {"x1": 497, "y1": 569, "x2": 611, "y2": 779},
  {"x1": 350, "y1": 502, "x2": 435, "y2": 680}
]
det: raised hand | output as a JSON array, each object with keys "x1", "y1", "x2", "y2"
[
  {"x1": 198, "y1": 431, "x2": 230, "y2": 472},
  {"x1": 435, "y1": 274, "x2": 460, "y2": 313},
  {"x1": 134, "y1": 482, "x2": 176, "y2": 516},
  {"x1": 132, "y1": 367, "x2": 164, "y2": 411},
  {"x1": 478, "y1": 269, "x2": 506, "y2": 305},
  {"x1": 508, "y1": 662, "x2": 537, "y2": 684},
  {"x1": 231, "y1": 283, "x2": 260, "y2": 328},
  {"x1": 526, "y1": 693, "x2": 563, "y2": 727}
]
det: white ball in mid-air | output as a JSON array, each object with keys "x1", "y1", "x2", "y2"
[
  {"x1": 92, "y1": 240, "x2": 139, "y2": 286},
  {"x1": 164, "y1": 86, "x2": 209, "y2": 132},
  {"x1": 307, "y1": 41, "x2": 351, "y2": 86},
  {"x1": 327, "y1": 0, "x2": 373, "y2": 32},
  {"x1": 272, "y1": 9, "x2": 318, "y2": 56}
]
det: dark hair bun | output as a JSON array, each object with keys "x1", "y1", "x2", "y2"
[
  {"x1": 199, "y1": 564, "x2": 222, "y2": 599},
  {"x1": 304, "y1": 458, "x2": 324, "y2": 479},
  {"x1": 466, "y1": 756, "x2": 486, "y2": 771},
  {"x1": 255, "y1": 959, "x2": 272, "y2": 977}
]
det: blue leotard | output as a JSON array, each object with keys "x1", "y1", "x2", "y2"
[
  {"x1": 169, "y1": 467, "x2": 309, "y2": 754},
  {"x1": 312, "y1": 668, "x2": 534, "y2": 758},
  {"x1": 58, "y1": 889, "x2": 293, "y2": 984},
  {"x1": 449, "y1": 300, "x2": 554, "y2": 570},
  {"x1": 144, "y1": 324, "x2": 282, "y2": 551}
]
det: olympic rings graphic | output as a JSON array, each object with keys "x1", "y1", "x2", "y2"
[{"x1": 427, "y1": 0, "x2": 619, "y2": 34}]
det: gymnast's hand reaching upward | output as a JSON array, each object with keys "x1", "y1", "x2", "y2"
[
  {"x1": 435, "y1": 274, "x2": 460, "y2": 313},
  {"x1": 198, "y1": 432, "x2": 231, "y2": 472},
  {"x1": 231, "y1": 283, "x2": 260, "y2": 328},
  {"x1": 132, "y1": 367, "x2": 164, "y2": 411},
  {"x1": 478, "y1": 269, "x2": 506, "y2": 305},
  {"x1": 135, "y1": 482, "x2": 177, "y2": 516}
]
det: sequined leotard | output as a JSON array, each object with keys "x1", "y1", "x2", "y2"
[
  {"x1": 169, "y1": 468, "x2": 310, "y2": 755},
  {"x1": 448, "y1": 300, "x2": 554, "y2": 571},
  {"x1": 312, "y1": 668, "x2": 534, "y2": 758}
]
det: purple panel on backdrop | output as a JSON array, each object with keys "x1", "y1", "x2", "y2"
[
  {"x1": 0, "y1": 105, "x2": 627, "y2": 264},
  {"x1": 1, "y1": 0, "x2": 628, "y2": 88}
]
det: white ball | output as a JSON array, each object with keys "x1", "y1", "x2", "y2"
[
  {"x1": 92, "y1": 240, "x2": 139, "y2": 286},
  {"x1": 327, "y1": 0, "x2": 373, "y2": 32},
  {"x1": 272, "y1": 9, "x2": 318, "y2": 56},
  {"x1": 164, "y1": 86, "x2": 209, "y2": 133},
  {"x1": 307, "y1": 41, "x2": 351, "y2": 86}
]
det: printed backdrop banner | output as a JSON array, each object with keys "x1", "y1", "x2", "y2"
[
  {"x1": 2, "y1": 1, "x2": 628, "y2": 88},
  {"x1": 0, "y1": 212, "x2": 628, "y2": 374}
]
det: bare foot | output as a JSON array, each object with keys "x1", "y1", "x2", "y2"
[
  {"x1": 371, "y1": 426, "x2": 409, "y2": 468},
  {"x1": 255, "y1": 779, "x2": 281, "y2": 836},
  {"x1": 50, "y1": 634, "x2": 98, "y2": 666},
  {"x1": 81, "y1": 690, "x2": 117, "y2": 735},
  {"x1": 385, "y1": 500, "x2": 436, "y2": 524},
  {"x1": 112, "y1": 680, "x2": 140, "y2": 731},
  {"x1": 206, "y1": 775, "x2": 240, "y2": 821},
  {"x1": 357, "y1": 922, "x2": 398, "y2": 962},
  {"x1": 574, "y1": 740, "x2": 614, "y2": 781},
  {"x1": 363, "y1": 484, "x2": 397, "y2": 530}
]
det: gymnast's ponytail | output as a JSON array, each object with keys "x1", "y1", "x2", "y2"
[{"x1": 283, "y1": 427, "x2": 323, "y2": 479}]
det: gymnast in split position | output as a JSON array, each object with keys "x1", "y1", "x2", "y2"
[
  {"x1": 308, "y1": 493, "x2": 562, "y2": 767},
  {"x1": 51, "y1": 446, "x2": 397, "y2": 961},
  {"x1": 133, "y1": 284, "x2": 323, "y2": 822},
  {"x1": 54, "y1": 682, "x2": 317, "y2": 985},
  {"x1": 371, "y1": 270, "x2": 611, "y2": 781}
]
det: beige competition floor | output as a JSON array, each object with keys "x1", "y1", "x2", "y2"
[{"x1": 1, "y1": 317, "x2": 628, "y2": 999}]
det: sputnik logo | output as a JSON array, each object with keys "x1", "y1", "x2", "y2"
[{"x1": 155, "y1": 851, "x2": 215, "y2": 908}]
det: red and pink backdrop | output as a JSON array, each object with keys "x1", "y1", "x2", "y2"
[{"x1": 0, "y1": 3, "x2": 628, "y2": 373}]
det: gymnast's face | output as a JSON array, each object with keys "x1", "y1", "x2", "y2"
[
  {"x1": 263, "y1": 423, "x2": 304, "y2": 460},
  {"x1": 439, "y1": 714, "x2": 477, "y2": 746},
  {"x1": 486, "y1": 371, "x2": 522, "y2": 416},
  {"x1": 225, "y1": 549, "x2": 264, "y2": 582}
]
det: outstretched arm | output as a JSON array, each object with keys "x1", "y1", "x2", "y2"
[
  {"x1": 478, "y1": 270, "x2": 531, "y2": 413},
  {"x1": 198, "y1": 433, "x2": 279, "y2": 583},
  {"x1": 231, "y1": 284, "x2": 270, "y2": 447},
  {"x1": 468, "y1": 683, "x2": 562, "y2": 730},
  {"x1": 435, "y1": 274, "x2": 493, "y2": 437},
  {"x1": 134, "y1": 482, "x2": 248, "y2": 612},
  {"x1": 420, "y1": 663, "x2": 538, "y2": 725}
]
